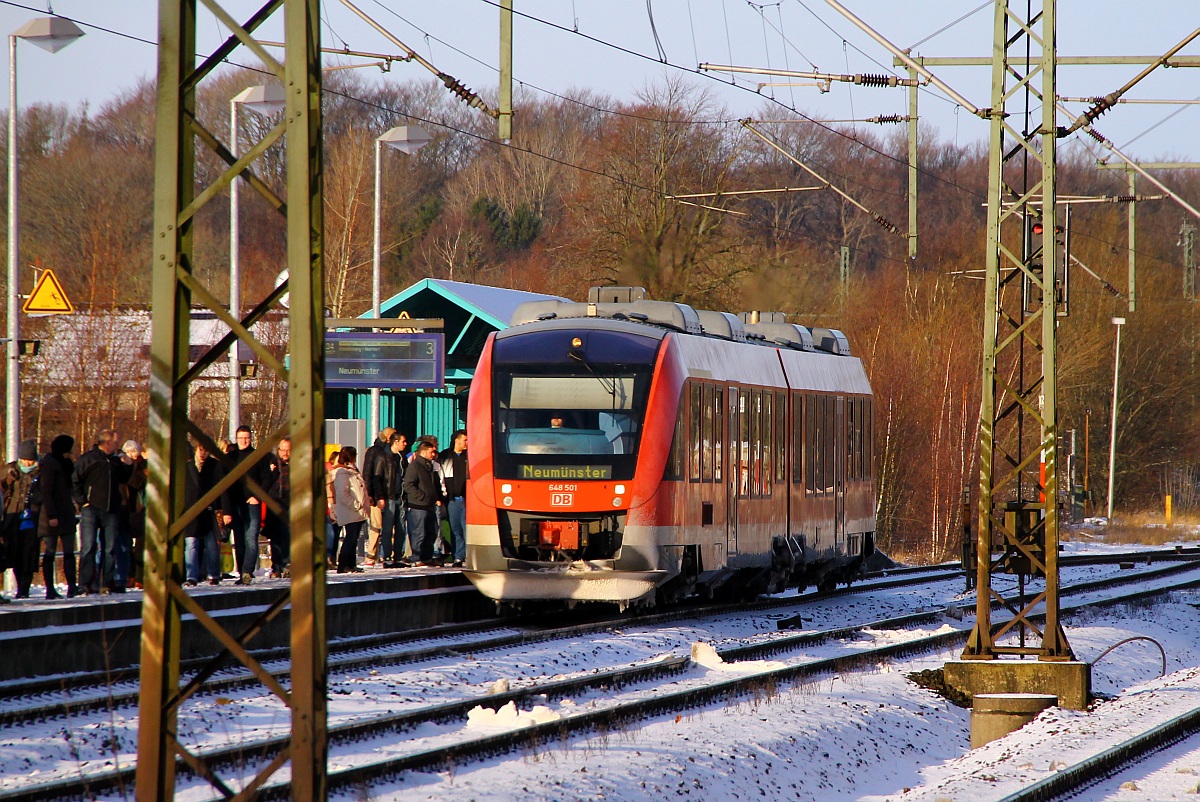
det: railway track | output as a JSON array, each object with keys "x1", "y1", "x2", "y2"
[
  {"x1": 3, "y1": 554, "x2": 1199, "y2": 801},
  {"x1": 2, "y1": 547, "x2": 1187, "y2": 710}
]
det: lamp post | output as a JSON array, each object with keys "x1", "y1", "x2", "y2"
[
  {"x1": 228, "y1": 84, "x2": 285, "y2": 440},
  {"x1": 1107, "y1": 317, "x2": 1126, "y2": 521},
  {"x1": 6, "y1": 17, "x2": 84, "y2": 461},
  {"x1": 370, "y1": 125, "x2": 430, "y2": 437}
]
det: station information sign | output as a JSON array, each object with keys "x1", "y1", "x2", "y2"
[{"x1": 325, "y1": 332, "x2": 445, "y2": 390}]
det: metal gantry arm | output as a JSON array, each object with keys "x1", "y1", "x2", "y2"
[{"x1": 137, "y1": 1, "x2": 327, "y2": 800}]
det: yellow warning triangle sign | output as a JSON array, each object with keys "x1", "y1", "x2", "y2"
[{"x1": 23, "y1": 269, "x2": 73, "y2": 315}]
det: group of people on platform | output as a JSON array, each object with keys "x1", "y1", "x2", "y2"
[
  {"x1": 325, "y1": 427, "x2": 468, "y2": 573},
  {"x1": 0, "y1": 423, "x2": 468, "y2": 601},
  {"x1": 0, "y1": 430, "x2": 147, "y2": 601}
]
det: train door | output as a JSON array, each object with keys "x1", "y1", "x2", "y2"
[
  {"x1": 726, "y1": 387, "x2": 739, "y2": 557},
  {"x1": 835, "y1": 395, "x2": 846, "y2": 549}
]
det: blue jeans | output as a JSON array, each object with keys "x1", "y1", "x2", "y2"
[
  {"x1": 185, "y1": 530, "x2": 220, "y2": 583},
  {"x1": 78, "y1": 506, "x2": 121, "y2": 592},
  {"x1": 406, "y1": 507, "x2": 438, "y2": 564},
  {"x1": 325, "y1": 515, "x2": 339, "y2": 565},
  {"x1": 447, "y1": 497, "x2": 466, "y2": 562},
  {"x1": 378, "y1": 498, "x2": 405, "y2": 562},
  {"x1": 233, "y1": 501, "x2": 261, "y2": 576}
]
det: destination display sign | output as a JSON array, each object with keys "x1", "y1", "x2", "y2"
[
  {"x1": 325, "y1": 332, "x2": 444, "y2": 390},
  {"x1": 518, "y1": 464, "x2": 612, "y2": 480}
]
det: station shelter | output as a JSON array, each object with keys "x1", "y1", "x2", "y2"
[{"x1": 325, "y1": 278, "x2": 565, "y2": 447}]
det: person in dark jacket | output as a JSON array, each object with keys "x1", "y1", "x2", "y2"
[
  {"x1": 438, "y1": 430, "x2": 469, "y2": 568},
  {"x1": 1, "y1": 439, "x2": 41, "y2": 599},
  {"x1": 368, "y1": 431, "x2": 407, "y2": 568},
  {"x1": 262, "y1": 437, "x2": 291, "y2": 578},
  {"x1": 119, "y1": 440, "x2": 148, "y2": 589},
  {"x1": 184, "y1": 439, "x2": 233, "y2": 586},
  {"x1": 38, "y1": 435, "x2": 77, "y2": 599},
  {"x1": 72, "y1": 429, "x2": 131, "y2": 594},
  {"x1": 361, "y1": 426, "x2": 395, "y2": 567},
  {"x1": 229, "y1": 425, "x2": 265, "y2": 584},
  {"x1": 403, "y1": 435, "x2": 444, "y2": 566}
]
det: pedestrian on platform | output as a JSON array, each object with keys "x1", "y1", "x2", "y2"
[
  {"x1": 263, "y1": 437, "x2": 291, "y2": 578},
  {"x1": 119, "y1": 440, "x2": 147, "y2": 590},
  {"x1": 404, "y1": 436, "x2": 444, "y2": 567},
  {"x1": 381, "y1": 432, "x2": 410, "y2": 568},
  {"x1": 38, "y1": 435, "x2": 77, "y2": 599},
  {"x1": 73, "y1": 429, "x2": 131, "y2": 595},
  {"x1": 1, "y1": 439, "x2": 41, "y2": 599},
  {"x1": 230, "y1": 425, "x2": 265, "y2": 585},
  {"x1": 361, "y1": 426, "x2": 395, "y2": 567},
  {"x1": 184, "y1": 439, "x2": 232, "y2": 587},
  {"x1": 330, "y1": 446, "x2": 368, "y2": 573},
  {"x1": 438, "y1": 429, "x2": 469, "y2": 569}
]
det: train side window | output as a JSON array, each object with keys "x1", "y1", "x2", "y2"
[
  {"x1": 748, "y1": 390, "x2": 760, "y2": 497},
  {"x1": 847, "y1": 398, "x2": 858, "y2": 481},
  {"x1": 792, "y1": 393, "x2": 803, "y2": 485},
  {"x1": 713, "y1": 388, "x2": 724, "y2": 483},
  {"x1": 775, "y1": 391, "x2": 787, "y2": 484},
  {"x1": 665, "y1": 400, "x2": 685, "y2": 480},
  {"x1": 734, "y1": 391, "x2": 744, "y2": 497},
  {"x1": 701, "y1": 383, "x2": 714, "y2": 483},
  {"x1": 689, "y1": 383, "x2": 702, "y2": 482},
  {"x1": 762, "y1": 391, "x2": 773, "y2": 497},
  {"x1": 864, "y1": 398, "x2": 873, "y2": 479},
  {"x1": 824, "y1": 396, "x2": 836, "y2": 494},
  {"x1": 804, "y1": 394, "x2": 816, "y2": 494}
]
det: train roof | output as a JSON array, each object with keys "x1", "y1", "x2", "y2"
[{"x1": 509, "y1": 287, "x2": 852, "y2": 357}]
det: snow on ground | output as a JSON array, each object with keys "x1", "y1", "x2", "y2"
[{"x1": 5, "y1": 547, "x2": 1200, "y2": 801}]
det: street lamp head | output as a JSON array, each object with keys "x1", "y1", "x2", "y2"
[
  {"x1": 232, "y1": 83, "x2": 286, "y2": 116},
  {"x1": 1112, "y1": 317, "x2": 1126, "y2": 326},
  {"x1": 12, "y1": 17, "x2": 85, "y2": 53},
  {"x1": 378, "y1": 125, "x2": 431, "y2": 155}
]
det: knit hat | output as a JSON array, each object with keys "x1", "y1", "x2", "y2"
[
  {"x1": 50, "y1": 434, "x2": 75, "y2": 456},
  {"x1": 379, "y1": 427, "x2": 396, "y2": 443},
  {"x1": 17, "y1": 439, "x2": 37, "y2": 461}
]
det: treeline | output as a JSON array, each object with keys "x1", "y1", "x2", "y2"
[{"x1": 4, "y1": 69, "x2": 1199, "y2": 560}]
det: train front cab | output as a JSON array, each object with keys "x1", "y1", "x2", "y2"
[{"x1": 464, "y1": 319, "x2": 681, "y2": 605}]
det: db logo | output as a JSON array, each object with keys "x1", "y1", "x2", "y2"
[{"x1": 550, "y1": 493, "x2": 573, "y2": 507}]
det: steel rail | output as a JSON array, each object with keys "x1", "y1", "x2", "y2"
[{"x1": 995, "y1": 706, "x2": 1200, "y2": 802}]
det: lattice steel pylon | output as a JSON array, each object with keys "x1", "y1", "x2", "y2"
[
  {"x1": 136, "y1": 1, "x2": 327, "y2": 799},
  {"x1": 963, "y1": 0, "x2": 1073, "y2": 661}
]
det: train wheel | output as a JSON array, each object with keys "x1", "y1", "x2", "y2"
[{"x1": 817, "y1": 577, "x2": 837, "y2": 593}]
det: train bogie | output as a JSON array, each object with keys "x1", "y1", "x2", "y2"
[{"x1": 464, "y1": 289, "x2": 876, "y2": 609}]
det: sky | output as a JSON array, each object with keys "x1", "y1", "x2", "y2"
[{"x1": 1, "y1": 1, "x2": 1199, "y2": 164}]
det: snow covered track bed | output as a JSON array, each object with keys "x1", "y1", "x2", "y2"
[{"x1": 3, "y1": 555, "x2": 1200, "y2": 801}]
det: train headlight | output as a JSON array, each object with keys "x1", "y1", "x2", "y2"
[
  {"x1": 612, "y1": 497, "x2": 622, "y2": 507},
  {"x1": 501, "y1": 483, "x2": 512, "y2": 494},
  {"x1": 503, "y1": 496, "x2": 513, "y2": 507},
  {"x1": 614, "y1": 484, "x2": 625, "y2": 495}
]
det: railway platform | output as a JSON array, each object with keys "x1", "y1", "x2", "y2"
[{"x1": 0, "y1": 567, "x2": 493, "y2": 683}]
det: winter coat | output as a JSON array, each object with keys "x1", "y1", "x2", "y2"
[
  {"x1": 403, "y1": 454, "x2": 443, "y2": 511},
  {"x1": 368, "y1": 449, "x2": 404, "y2": 501},
  {"x1": 230, "y1": 445, "x2": 267, "y2": 505},
  {"x1": 73, "y1": 446, "x2": 130, "y2": 513},
  {"x1": 264, "y1": 454, "x2": 290, "y2": 508},
  {"x1": 0, "y1": 461, "x2": 36, "y2": 518},
  {"x1": 184, "y1": 455, "x2": 233, "y2": 538},
  {"x1": 330, "y1": 465, "x2": 368, "y2": 526},
  {"x1": 38, "y1": 452, "x2": 76, "y2": 538},
  {"x1": 361, "y1": 439, "x2": 389, "y2": 501}
]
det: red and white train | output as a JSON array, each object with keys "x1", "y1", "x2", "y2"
[{"x1": 464, "y1": 286, "x2": 875, "y2": 608}]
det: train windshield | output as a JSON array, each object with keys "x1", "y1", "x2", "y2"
[{"x1": 492, "y1": 369, "x2": 653, "y2": 481}]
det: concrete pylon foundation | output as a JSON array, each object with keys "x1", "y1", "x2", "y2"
[{"x1": 944, "y1": 659, "x2": 1091, "y2": 710}]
